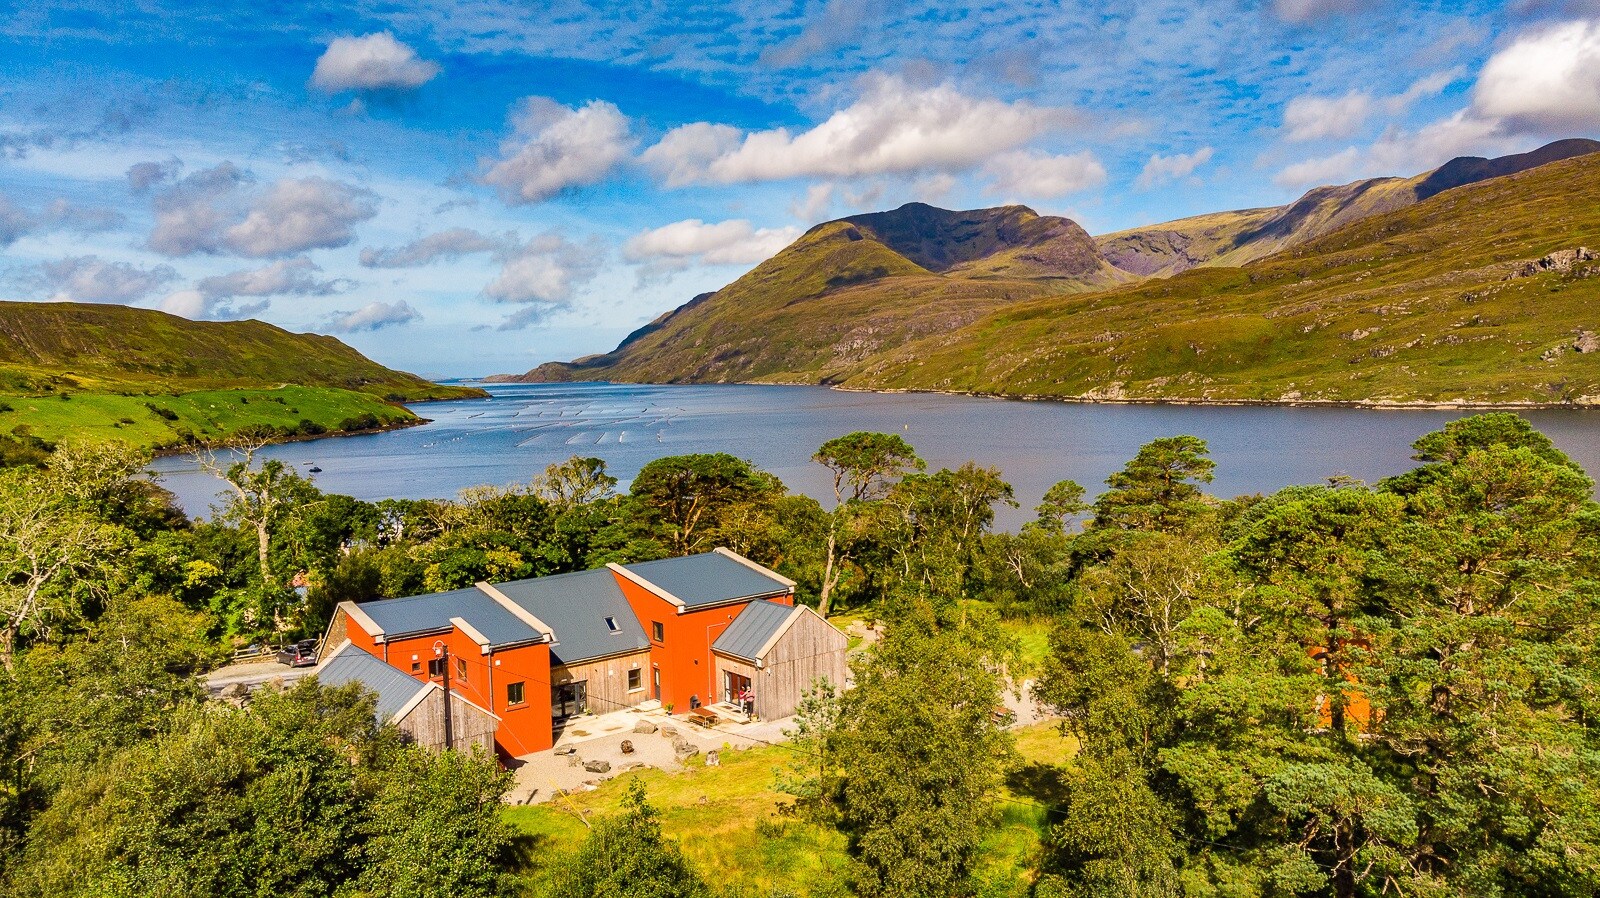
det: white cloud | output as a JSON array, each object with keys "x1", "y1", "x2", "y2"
[
  {"x1": 480, "y1": 98, "x2": 634, "y2": 204},
  {"x1": 761, "y1": 0, "x2": 884, "y2": 67},
  {"x1": 1134, "y1": 147, "x2": 1216, "y2": 189},
  {"x1": 644, "y1": 75, "x2": 1073, "y2": 185},
  {"x1": 147, "y1": 163, "x2": 252, "y2": 256},
  {"x1": 983, "y1": 149, "x2": 1107, "y2": 198},
  {"x1": 1273, "y1": 109, "x2": 1509, "y2": 188},
  {"x1": 196, "y1": 257, "x2": 349, "y2": 299},
  {"x1": 323, "y1": 300, "x2": 421, "y2": 332},
  {"x1": 790, "y1": 182, "x2": 836, "y2": 222},
  {"x1": 126, "y1": 159, "x2": 181, "y2": 193},
  {"x1": 1274, "y1": 147, "x2": 1363, "y2": 187},
  {"x1": 39, "y1": 198, "x2": 123, "y2": 232},
  {"x1": 0, "y1": 195, "x2": 28, "y2": 246},
  {"x1": 360, "y1": 227, "x2": 514, "y2": 267},
  {"x1": 483, "y1": 233, "x2": 603, "y2": 310},
  {"x1": 1272, "y1": 0, "x2": 1373, "y2": 22},
  {"x1": 309, "y1": 33, "x2": 440, "y2": 92},
  {"x1": 157, "y1": 289, "x2": 269, "y2": 321},
  {"x1": 1473, "y1": 19, "x2": 1600, "y2": 132},
  {"x1": 1284, "y1": 71, "x2": 1460, "y2": 142},
  {"x1": 223, "y1": 176, "x2": 378, "y2": 258},
  {"x1": 623, "y1": 219, "x2": 800, "y2": 266},
  {"x1": 37, "y1": 256, "x2": 177, "y2": 304}
]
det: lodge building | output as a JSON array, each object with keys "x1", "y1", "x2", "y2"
[{"x1": 320, "y1": 548, "x2": 848, "y2": 757}]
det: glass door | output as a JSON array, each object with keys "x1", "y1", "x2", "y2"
[{"x1": 552, "y1": 680, "x2": 587, "y2": 719}]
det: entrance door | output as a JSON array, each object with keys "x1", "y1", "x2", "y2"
[
  {"x1": 652, "y1": 666, "x2": 661, "y2": 701},
  {"x1": 724, "y1": 671, "x2": 752, "y2": 705},
  {"x1": 552, "y1": 681, "x2": 587, "y2": 719}
]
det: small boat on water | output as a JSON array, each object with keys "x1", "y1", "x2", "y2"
[{"x1": 308, "y1": 466, "x2": 322, "y2": 473}]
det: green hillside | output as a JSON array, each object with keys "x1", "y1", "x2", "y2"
[
  {"x1": 506, "y1": 205, "x2": 1131, "y2": 385},
  {"x1": 1096, "y1": 138, "x2": 1600, "y2": 277},
  {"x1": 0, "y1": 303, "x2": 483, "y2": 451},
  {"x1": 846, "y1": 151, "x2": 1600, "y2": 405}
]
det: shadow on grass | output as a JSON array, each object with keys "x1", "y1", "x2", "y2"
[{"x1": 1006, "y1": 761, "x2": 1070, "y2": 829}]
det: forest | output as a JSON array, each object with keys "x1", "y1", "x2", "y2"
[{"x1": 0, "y1": 412, "x2": 1595, "y2": 898}]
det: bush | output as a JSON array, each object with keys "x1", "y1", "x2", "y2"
[
  {"x1": 337, "y1": 413, "x2": 383, "y2": 432},
  {"x1": 144, "y1": 403, "x2": 180, "y2": 422},
  {"x1": 296, "y1": 419, "x2": 328, "y2": 436}
]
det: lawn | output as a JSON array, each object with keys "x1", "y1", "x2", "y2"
[
  {"x1": 0, "y1": 384, "x2": 418, "y2": 449},
  {"x1": 504, "y1": 720, "x2": 1079, "y2": 897}
]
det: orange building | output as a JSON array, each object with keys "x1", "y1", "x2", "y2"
[{"x1": 323, "y1": 548, "x2": 846, "y2": 759}]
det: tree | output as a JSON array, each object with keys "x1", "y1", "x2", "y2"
[
  {"x1": 630, "y1": 454, "x2": 783, "y2": 556},
  {"x1": 812, "y1": 433, "x2": 924, "y2": 616},
  {"x1": 543, "y1": 779, "x2": 710, "y2": 898},
  {"x1": 1091, "y1": 436, "x2": 1215, "y2": 532},
  {"x1": 1033, "y1": 479, "x2": 1088, "y2": 535},
  {"x1": 532, "y1": 456, "x2": 617, "y2": 508}
]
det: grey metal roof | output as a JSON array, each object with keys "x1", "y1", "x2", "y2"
[
  {"x1": 316, "y1": 643, "x2": 432, "y2": 720},
  {"x1": 493, "y1": 568, "x2": 649, "y2": 665},
  {"x1": 357, "y1": 587, "x2": 544, "y2": 649},
  {"x1": 622, "y1": 552, "x2": 791, "y2": 608},
  {"x1": 713, "y1": 600, "x2": 801, "y2": 662}
]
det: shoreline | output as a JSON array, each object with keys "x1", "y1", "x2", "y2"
[
  {"x1": 149, "y1": 416, "x2": 431, "y2": 459},
  {"x1": 477, "y1": 377, "x2": 1600, "y2": 412}
]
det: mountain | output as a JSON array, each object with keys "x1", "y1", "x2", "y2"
[
  {"x1": 845, "y1": 150, "x2": 1600, "y2": 405},
  {"x1": 0, "y1": 303, "x2": 484, "y2": 450},
  {"x1": 1095, "y1": 138, "x2": 1600, "y2": 277},
  {"x1": 502, "y1": 204, "x2": 1133, "y2": 385}
]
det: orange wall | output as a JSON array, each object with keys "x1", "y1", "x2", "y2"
[
  {"x1": 612, "y1": 576, "x2": 765, "y2": 710},
  {"x1": 341, "y1": 616, "x2": 555, "y2": 756}
]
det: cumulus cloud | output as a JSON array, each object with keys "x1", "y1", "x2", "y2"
[
  {"x1": 1272, "y1": 0, "x2": 1373, "y2": 22},
  {"x1": 1273, "y1": 108, "x2": 1508, "y2": 187},
  {"x1": 1134, "y1": 147, "x2": 1215, "y2": 189},
  {"x1": 147, "y1": 165, "x2": 377, "y2": 259},
  {"x1": 480, "y1": 98, "x2": 634, "y2": 204},
  {"x1": 643, "y1": 75, "x2": 1074, "y2": 186},
  {"x1": 196, "y1": 257, "x2": 350, "y2": 299},
  {"x1": 790, "y1": 182, "x2": 836, "y2": 222},
  {"x1": 36, "y1": 256, "x2": 177, "y2": 304},
  {"x1": 1472, "y1": 19, "x2": 1600, "y2": 132},
  {"x1": 982, "y1": 149, "x2": 1107, "y2": 198},
  {"x1": 323, "y1": 300, "x2": 421, "y2": 332},
  {"x1": 223, "y1": 177, "x2": 378, "y2": 257},
  {"x1": 623, "y1": 219, "x2": 800, "y2": 267},
  {"x1": 360, "y1": 227, "x2": 514, "y2": 267},
  {"x1": 309, "y1": 33, "x2": 440, "y2": 92},
  {"x1": 484, "y1": 233, "x2": 602, "y2": 305},
  {"x1": 1284, "y1": 71, "x2": 1460, "y2": 142},
  {"x1": 158, "y1": 290, "x2": 270, "y2": 321},
  {"x1": 126, "y1": 159, "x2": 181, "y2": 193}
]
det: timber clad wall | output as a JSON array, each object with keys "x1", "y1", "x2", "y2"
[
  {"x1": 551, "y1": 649, "x2": 653, "y2": 714},
  {"x1": 399, "y1": 689, "x2": 496, "y2": 754},
  {"x1": 755, "y1": 608, "x2": 849, "y2": 720}
]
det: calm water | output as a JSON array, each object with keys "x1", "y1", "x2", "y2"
[{"x1": 149, "y1": 383, "x2": 1600, "y2": 530}]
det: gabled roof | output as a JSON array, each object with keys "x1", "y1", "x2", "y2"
[
  {"x1": 620, "y1": 549, "x2": 793, "y2": 609},
  {"x1": 713, "y1": 599, "x2": 803, "y2": 663},
  {"x1": 316, "y1": 641, "x2": 432, "y2": 720},
  {"x1": 492, "y1": 568, "x2": 650, "y2": 665},
  {"x1": 357, "y1": 586, "x2": 546, "y2": 649}
]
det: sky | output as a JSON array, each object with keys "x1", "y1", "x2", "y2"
[{"x1": 1, "y1": 1, "x2": 1598, "y2": 378}]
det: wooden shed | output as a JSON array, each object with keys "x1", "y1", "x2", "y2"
[
  {"x1": 316, "y1": 641, "x2": 498, "y2": 754},
  {"x1": 711, "y1": 601, "x2": 849, "y2": 720}
]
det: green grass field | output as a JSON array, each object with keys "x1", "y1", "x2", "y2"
[
  {"x1": 0, "y1": 385, "x2": 418, "y2": 450},
  {"x1": 504, "y1": 720, "x2": 1078, "y2": 896}
]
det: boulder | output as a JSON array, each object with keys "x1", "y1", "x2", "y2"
[
  {"x1": 583, "y1": 759, "x2": 612, "y2": 774},
  {"x1": 1576, "y1": 331, "x2": 1599, "y2": 354},
  {"x1": 567, "y1": 755, "x2": 580, "y2": 767},
  {"x1": 706, "y1": 750, "x2": 720, "y2": 767},
  {"x1": 661, "y1": 725, "x2": 678, "y2": 739},
  {"x1": 553, "y1": 745, "x2": 577, "y2": 756},
  {"x1": 673, "y1": 737, "x2": 700, "y2": 761},
  {"x1": 620, "y1": 739, "x2": 635, "y2": 754},
  {"x1": 633, "y1": 720, "x2": 659, "y2": 734}
]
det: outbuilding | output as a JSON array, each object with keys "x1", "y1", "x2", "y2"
[
  {"x1": 317, "y1": 640, "x2": 499, "y2": 753},
  {"x1": 712, "y1": 600, "x2": 849, "y2": 720}
]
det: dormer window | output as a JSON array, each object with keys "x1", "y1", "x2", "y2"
[{"x1": 604, "y1": 616, "x2": 620, "y2": 632}]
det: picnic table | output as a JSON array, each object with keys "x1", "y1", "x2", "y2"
[{"x1": 687, "y1": 707, "x2": 720, "y2": 727}]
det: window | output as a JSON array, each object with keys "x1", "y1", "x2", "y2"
[
  {"x1": 427, "y1": 657, "x2": 445, "y2": 679},
  {"x1": 411, "y1": 660, "x2": 421, "y2": 674},
  {"x1": 628, "y1": 668, "x2": 643, "y2": 691},
  {"x1": 652, "y1": 621, "x2": 665, "y2": 643},
  {"x1": 456, "y1": 657, "x2": 467, "y2": 680},
  {"x1": 506, "y1": 682, "x2": 525, "y2": 706},
  {"x1": 605, "y1": 616, "x2": 619, "y2": 632}
]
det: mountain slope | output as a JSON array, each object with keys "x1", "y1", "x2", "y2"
[
  {"x1": 0, "y1": 303, "x2": 483, "y2": 449},
  {"x1": 505, "y1": 204, "x2": 1132, "y2": 385},
  {"x1": 1096, "y1": 138, "x2": 1600, "y2": 278},
  {"x1": 845, "y1": 151, "x2": 1600, "y2": 405}
]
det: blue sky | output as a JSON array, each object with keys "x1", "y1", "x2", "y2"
[{"x1": 1, "y1": 0, "x2": 1597, "y2": 377}]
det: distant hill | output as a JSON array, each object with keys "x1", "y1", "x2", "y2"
[
  {"x1": 847, "y1": 151, "x2": 1600, "y2": 405},
  {"x1": 1095, "y1": 138, "x2": 1600, "y2": 277},
  {"x1": 498, "y1": 204, "x2": 1133, "y2": 385},
  {"x1": 0, "y1": 303, "x2": 483, "y2": 450}
]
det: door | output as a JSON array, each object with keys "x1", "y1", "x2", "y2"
[
  {"x1": 652, "y1": 666, "x2": 661, "y2": 701},
  {"x1": 552, "y1": 681, "x2": 587, "y2": 719},
  {"x1": 724, "y1": 671, "x2": 752, "y2": 706}
]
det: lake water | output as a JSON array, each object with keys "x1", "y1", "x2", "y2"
[{"x1": 149, "y1": 383, "x2": 1600, "y2": 530}]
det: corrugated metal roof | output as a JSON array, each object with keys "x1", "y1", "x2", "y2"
[
  {"x1": 713, "y1": 599, "x2": 800, "y2": 663},
  {"x1": 316, "y1": 643, "x2": 432, "y2": 720},
  {"x1": 357, "y1": 587, "x2": 544, "y2": 648},
  {"x1": 623, "y1": 552, "x2": 791, "y2": 608},
  {"x1": 493, "y1": 569, "x2": 649, "y2": 665}
]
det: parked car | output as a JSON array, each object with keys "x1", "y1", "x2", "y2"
[{"x1": 276, "y1": 639, "x2": 319, "y2": 667}]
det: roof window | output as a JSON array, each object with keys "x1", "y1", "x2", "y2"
[{"x1": 605, "y1": 616, "x2": 620, "y2": 632}]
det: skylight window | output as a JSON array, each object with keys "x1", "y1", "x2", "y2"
[{"x1": 605, "y1": 616, "x2": 619, "y2": 632}]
